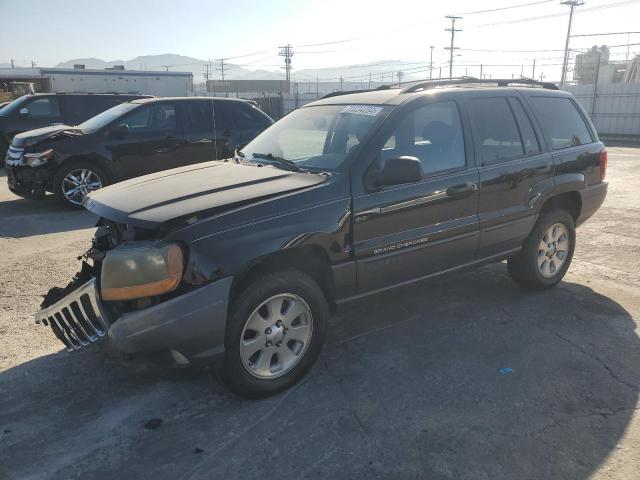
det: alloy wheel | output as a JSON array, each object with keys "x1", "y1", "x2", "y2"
[
  {"x1": 62, "y1": 168, "x2": 103, "y2": 205},
  {"x1": 537, "y1": 222, "x2": 570, "y2": 278},
  {"x1": 239, "y1": 293, "x2": 313, "y2": 379}
]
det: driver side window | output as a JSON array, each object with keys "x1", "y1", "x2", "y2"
[
  {"x1": 121, "y1": 103, "x2": 176, "y2": 133},
  {"x1": 380, "y1": 101, "x2": 466, "y2": 175}
]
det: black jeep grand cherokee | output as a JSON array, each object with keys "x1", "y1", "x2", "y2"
[{"x1": 36, "y1": 79, "x2": 607, "y2": 398}]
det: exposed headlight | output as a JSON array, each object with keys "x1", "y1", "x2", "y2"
[
  {"x1": 23, "y1": 148, "x2": 54, "y2": 167},
  {"x1": 100, "y1": 242, "x2": 184, "y2": 301}
]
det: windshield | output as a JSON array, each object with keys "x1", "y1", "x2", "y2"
[
  {"x1": 240, "y1": 104, "x2": 389, "y2": 171},
  {"x1": 78, "y1": 102, "x2": 139, "y2": 132}
]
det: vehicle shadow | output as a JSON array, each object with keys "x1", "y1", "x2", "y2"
[
  {"x1": 0, "y1": 193, "x2": 97, "y2": 238},
  {"x1": 0, "y1": 264, "x2": 637, "y2": 480}
]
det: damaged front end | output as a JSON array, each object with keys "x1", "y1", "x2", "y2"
[{"x1": 36, "y1": 218, "x2": 181, "y2": 352}]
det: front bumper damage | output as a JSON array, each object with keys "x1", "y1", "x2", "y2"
[{"x1": 36, "y1": 275, "x2": 234, "y2": 363}]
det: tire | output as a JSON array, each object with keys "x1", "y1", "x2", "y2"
[
  {"x1": 224, "y1": 269, "x2": 329, "y2": 398},
  {"x1": 52, "y1": 161, "x2": 109, "y2": 208},
  {"x1": 508, "y1": 208, "x2": 576, "y2": 290}
]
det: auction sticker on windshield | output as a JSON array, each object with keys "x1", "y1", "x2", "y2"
[{"x1": 340, "y1": 105, "x2": 384, "y2": 116}]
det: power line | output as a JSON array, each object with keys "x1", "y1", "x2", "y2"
[
  {"x1": 453, "y1": 0, "x2": 554, "y2": 15},
  {"x1": 571, "y1": 30, "x2": 640, "y2": 37},
  {"x1": 468, "y1": 0, "x2": 640, "y2": 28}
]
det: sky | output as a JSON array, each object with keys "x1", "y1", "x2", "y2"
[{"x1": 1, "y1": 0, "x2": 640, "y2": 82}]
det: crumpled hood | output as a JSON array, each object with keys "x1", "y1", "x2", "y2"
[
  {"x1": 83, "y1": 161, "x2": 327, "y2": 228},
  {"x1": 12, "y1": 125, "x2": 81, "y2": 148}
]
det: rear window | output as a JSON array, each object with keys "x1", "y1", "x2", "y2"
[
  {"x1": 468, "y1": 97, "x2": 524, "y2": 166},
  {"x1": 530, "y1": 96, "x2": 594, "y2": 150}
]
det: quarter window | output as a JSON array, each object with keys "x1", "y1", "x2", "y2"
[
  {"x1": 380, "y1": 101, "x2": 466, "y2": 175},
  {"x1": 530, "y1": 96, "x2": 594, "y2": 150},
  {"x1": 469, "y1": 97, "x2": 524, "y2": 166}
]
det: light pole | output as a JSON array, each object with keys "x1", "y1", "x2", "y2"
[{"x1": 560, "y1": 0, "x2": 584, "y2": 85}]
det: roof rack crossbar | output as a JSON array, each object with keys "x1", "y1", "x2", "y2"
[
  {"x1": 401, "y1": 77, "x2": 558, "y2": 93},
  {"x1": 320, "y1": 85, "x2": 390, "y2": 100}
]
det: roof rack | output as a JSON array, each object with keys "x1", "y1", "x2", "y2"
[
  {"x1": 401, "y1": 77, "x2": 559, "y2": 93},
  {"x1": 320, "y1": 85, "x2": 391, "y2": 100}
]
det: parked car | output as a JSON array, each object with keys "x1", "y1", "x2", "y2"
[
  {"x1": 35, "y1": 79, "x2": 607, "y2": 398},
  {"x1": 0, "y1": 93, "x2": 151, "y2": 166},
  {"x1": 5, "y1": 97, "x2": 273, "y2": 206}
]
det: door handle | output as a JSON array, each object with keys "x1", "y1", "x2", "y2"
[
  {"x1": 222, "y1": 131, "x2": 232, "y2": 137},
  {"x1": 446, "y1": 182, "x2": 477, "y2": 197}
]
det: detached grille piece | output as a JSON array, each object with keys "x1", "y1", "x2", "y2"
[{"x1": 35, "y1": 279, "x2": 110, "y2": 351}]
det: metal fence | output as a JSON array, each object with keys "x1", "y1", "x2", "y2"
[{"x1": 564, "y1": 83, "x2": 640, "y2": 141}]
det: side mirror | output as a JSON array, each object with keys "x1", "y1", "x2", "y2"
[
  {"x1": 113, "y1": 123, "x2": 130, "y2": 135},
  {"x1": 19, "y1": 107, "x2": 29, "y2": 116},
  {"x1": 378, "y1": 156, "x2": 423, "y2": 187}
]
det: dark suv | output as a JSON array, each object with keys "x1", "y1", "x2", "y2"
[
  {"x1": 0, "y1": 93, "x2": 150, "y2": 165},
  {"x1": 6, "y1": 97, "x2": 273, "y2": 206},
  {"x1": 35, "y1": 79, "x2": 607, "y2": 398}
]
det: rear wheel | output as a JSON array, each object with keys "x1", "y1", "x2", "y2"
[
  {"x1": 52, "y1": 161, "x2": 109, "y2": 208},
  {"x1": 224, "y1": 269, "x2": 328, "y2": 398},
  {"x1": 508, "y1": 209, "x2": 576, "y2": 290}
]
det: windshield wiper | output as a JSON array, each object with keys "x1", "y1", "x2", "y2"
[{"x1": 250, "y1": 152, "x2": 308, "y2": 173}]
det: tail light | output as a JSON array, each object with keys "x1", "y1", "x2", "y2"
[{"x1": 599, "y1": 149, "x2": 608, "y2": 181}]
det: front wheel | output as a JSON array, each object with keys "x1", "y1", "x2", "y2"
[
  {"x1": 508, "y1": 209, "x2": 576, "y2": 290},
  {"x1": 224, "y1": 270, "x2": 328, "y2": 398},
  {"x1": 52, "y1": 161, "x2": 109, "y2": 208}
]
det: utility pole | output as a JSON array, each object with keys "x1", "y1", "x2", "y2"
[
  {"x1": 532, "y1": 59, "x2": 536, "y2": 79},
  {"x1": 369, "y1": 72, "x2": 372, "y2": 89},
  {"x1": 445, "y1": 15, "x2": 462, "y2": 79},
  {"x1": 560, "y1": 0, "x2": 584, "y2": 86},
  {"x1": 279, "y1": 44, "x2": 293, "y2": 89},
  {"x1": 217, "y1": 58, "x2": 227, "y2": 97},
  {"x1": 10, "y1": 59, "x2": 14, "y2": 68},
  {"x1": 480, "y1": 64, "x2": 483, "y2": 79},
  {"x1": 429, "y1": 45, "x2": 435, "y2": 79},
  {"x1": 339, "y1": 76, "x2": 343, "y2": 91}
]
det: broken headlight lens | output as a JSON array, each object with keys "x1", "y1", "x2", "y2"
[
  {"x1": 100, "y1": 242, "x2": 184, "y2": 301},
  {"x1": 23, "y1": 148, "x2": 54, "y2": 167}
]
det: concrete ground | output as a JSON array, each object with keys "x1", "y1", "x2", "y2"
[{"x1": 0, "y1": 148, "x2": 639, "y2": 480}]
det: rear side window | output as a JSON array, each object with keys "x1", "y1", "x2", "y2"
[
  {"x1": 214, "y1": 101, "x2": 269, "y2": 130},
  {"x1": 184, "y1": 100, "x2": 214, "y2": 133},
  {"x1": 25, "y1": 97, "x2": 60, "y2": 117},
  {"x1": 508, "y1": 98, "x2": 540, "y2": 155},
  {"x1": 469, "y1": 97, "x2": 524, "y2": 166},
  {"x1": 530, "y1": 97, "x2": 594, "y2": 150}
]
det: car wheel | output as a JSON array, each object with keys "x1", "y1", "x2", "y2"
[
  {"x1": 52, "y1": 161, "x2": 109, "y2": 208},
  {"x1": 508, "y1": 209, "x2": 576, "y2": 290},
  {"x1": 224, "y1": 269, "x2": 328, "y2": 398}
]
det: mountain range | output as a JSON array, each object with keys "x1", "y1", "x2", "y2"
[{"x1": 46, "y1": 54, "x2": 424, "y2": 84}]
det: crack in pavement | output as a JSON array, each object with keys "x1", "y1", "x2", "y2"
[{"x1": 554, "y1": 331, "x2": 640, "y2": 392}]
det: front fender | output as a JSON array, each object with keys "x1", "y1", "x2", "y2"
[{"x1": 177, "y1": 197, "x2": 352, "y2": 284}]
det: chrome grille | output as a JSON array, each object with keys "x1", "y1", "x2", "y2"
[
  {"x1": 6, "y1": 145, "x2": 24, "y2": 166},
  {"x1": 35, "y1": 279, "x2": 110, "y2": 351}
]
